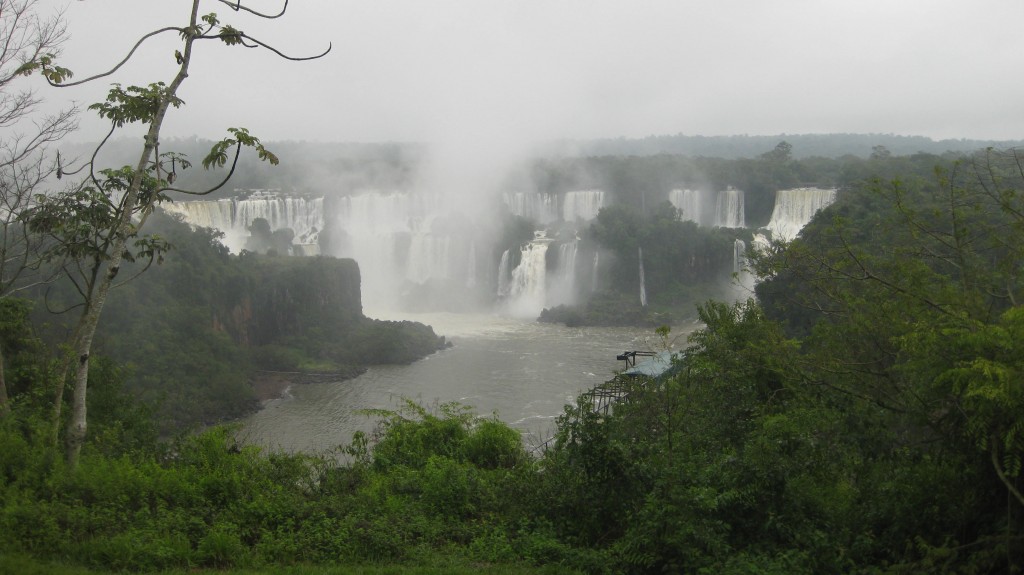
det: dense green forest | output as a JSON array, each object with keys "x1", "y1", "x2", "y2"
[
  {"x1": 2, "y1": 147, "x2": 1022, "y2": 573},
  {"x1": 24, "y1": 212, "x2": 447, "y2": 432}
]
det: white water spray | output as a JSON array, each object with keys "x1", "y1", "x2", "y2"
[
  {"x1": 766, "y1": 187, "x2": 838, "y2": 241},
  {"x1": 638, "y1": 246, "x2": 647, "y2": 307},
  {"x1": 562, "y1": 190, "x2": 605, "y2": 222},
  {"x1": 669, "y1": 188, "x2": 745, "y2": 228},
  {"x1": 505, "y1": 231, "x2": 554, "y2": 318},
  {"x1": 503, "y1": 192, "x2": 559, "y2": 224},
  {"x1": 715, "y1": 188, "x2": 746, "y2": 228}
]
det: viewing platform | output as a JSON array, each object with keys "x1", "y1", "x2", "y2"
[{"x1": 585, "y1": 349, "x2": 683, "y2": 415}]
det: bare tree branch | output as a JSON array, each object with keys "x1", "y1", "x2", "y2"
[
  {"x1": 46, "y1": 27, "x2": 182, "y2": 88},
  {"x1": 216, "y1": 0, "x2": 289, "y2": 19}
]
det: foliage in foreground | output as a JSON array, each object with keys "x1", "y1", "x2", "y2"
[
  {"x1": 3, "y1": 150, "x2": 1024, "y2": 573},
  {"x1": 0, "y1": 394, "x2": 591, "y2": 573}
]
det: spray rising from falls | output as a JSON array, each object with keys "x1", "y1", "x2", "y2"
[
  {"x1": 161, "y1": 193, "x2": 324, "y2": 254},
  {"x1": 325, "y1": 191, "x2": 483, "y2": 311},
  {"x1": 766, "y1": 187, "x2": 838, "y2": 241}
]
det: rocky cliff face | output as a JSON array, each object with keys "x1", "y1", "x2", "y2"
[
  {"x1": 210, "y1": 255, "x2": 446, "y2": 368},
  {"x1": 209, "y1": 257, "x2": 361, "y2": 346}
]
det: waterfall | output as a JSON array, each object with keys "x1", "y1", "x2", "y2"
[
  {"x1": 731, "y1": 238, "x2": 756, "y2": 299},
  {"x1": 407, "y1": 233, "x2": 452, "y2": 283},
  {"x1": 496, "y1": 249, "x2": 512, "y2": 297},
  {"x1": 547, "y1": 239, "x2": 579, "y2": 307},
  {"x1": 766, "y1": 187, "x2": 838, "y2": 241},
  {"x1": 161, "y1": 193, "x2": 324, "y2": 254},
  {"x1": 559, "y1": 240, "x2": 578, "y2": 291},
  {"x1": 503, "y1": 192, "x2": 559, "y2": 224},
  {"x1": 638, "y1": 247, "x2": 647, "y2": 307},
  {"x1": 562, "y1": 190, "x2": 605, "y2": 222},
  {"x1": 591, "y1": 251, "x2": 600, "y2": 292},
  {"x1": 466, "y1": 241, "x2": 477, "y2": 288},
  {"x1": 733, "y1": 239, "x2": 745, "y2": 275},
  {"x1": 669, "y1": 188, "x2": 704, "y2": 225},
  {"x1": 505, "y1": 231, "x2": 553, "y2": 317},
  {"x1": 326, "y1": 191, "x2": 481, "y2": 310},
  {"x1": 669, "y1": 188, "x2": 744, "y2": 228},
  {"x1": 714, "y1": 188, "x2": 746, "y2": 228}
]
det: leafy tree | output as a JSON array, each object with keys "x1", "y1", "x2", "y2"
[
  {"x1": 753, "y1": 148, "x2": 1024, "y2": 566},
  {"x1": 24, "y1": 1, "x2": 328, "y2": 467},
  {"x1": 761, "y1": 140, "x2": 793, "y2": 163}
]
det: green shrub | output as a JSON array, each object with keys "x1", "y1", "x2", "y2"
[
  {"x1": 420, "y1": 455, "x2": 475, "y2": 518},
  {"x1": 370, "y1": 400, "x2": 472, "y2": 470},
  {"x1": 463, "y1": 418, "x2": 526, "y2": 469},
  {"x1": 196, "y1": 520, "x2": 245, "y2": 568}
]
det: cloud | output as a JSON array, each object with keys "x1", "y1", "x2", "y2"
[{"x1": 38, "y1": 0, "x2": 1024, "y2": 143}]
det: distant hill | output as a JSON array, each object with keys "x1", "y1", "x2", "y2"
[
  {"x1": 551, "y1": 133, "x2": 1024, "y2": 159},
  {"x1": 59, "y1": 133, "x2": 1024, "y2": 201}
]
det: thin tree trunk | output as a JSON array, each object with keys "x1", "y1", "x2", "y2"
[
  {"x1": 64, "y1": 1, "x2": 199, "y2": 468},
  {"x1": 51, "y1": 318, "x2": 84, "y2": 446}
]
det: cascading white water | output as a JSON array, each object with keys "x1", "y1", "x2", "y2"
[
  {"x1": 161, "y1": 193, "x2": 324, "y2": 254},
  {"x1": 562, "y1": 190, "x2": 605, "y2": 222},
  {"x1": 733, "y1": 239, "x2": 745, "y2": 275},
  {"x1": 546, "y1": 239, "x2": 579, "y2": 307},
  {"x1": 406, "y1": 233, "x2": 452, "y2": 284},
  {"x1": 505, "y1": 231, "x2": 553, "y2": 318},
  {"x1": 669, "y1": 188, "x2": 704, "y2": 224},
  {"x1": 496, "y1": 249, "x2": 512, "y2": 297},
  {"x1": 766, "y1": 187, "x2": 838, "y2": 241},
  {"x1": 591, "y1": 252, "x2": 600, "y2": 292},
  {"x1": 669, "y1": 188, "x2": 744, "y2": 228},
  {"x1": 733, "y1": 238, "x2": 756, "y2": 296},
  {"x1": 466, "y1": 241, "x2": 477, "y2": 288},
  {"x1": 326, "y1": 191, "x2": 480, "y2": 310},
  {"x1": 503, "y1": 192, "x2": 559, "y2": 224},
  {"x1": 638, "y1": 246, "x2": 647, "y2": 307},
  {"x1": 714, "y1": 188, "x2": 746, "y2": 228}
]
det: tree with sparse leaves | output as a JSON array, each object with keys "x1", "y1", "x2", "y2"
[
  {"x1": 0, "y1": 0, "x2": 77, "y2": 415},
  {"x1": 23, "y1": 0, "x2": 329, "y2": 467}
]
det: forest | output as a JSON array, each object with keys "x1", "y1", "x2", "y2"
[{"x1": 3, "y1": 146, "x2": 1023, "y2": 574}]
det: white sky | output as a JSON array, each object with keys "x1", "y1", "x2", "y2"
[{"x1": 35, "y1": 0, "x2": 1024, "y2": 145}]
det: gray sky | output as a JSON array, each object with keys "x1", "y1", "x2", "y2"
[{"x1": 38, "y1": 0, "x2": 1024, "y2": 145}]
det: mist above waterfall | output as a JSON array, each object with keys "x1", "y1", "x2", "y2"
[{"x1": 159, "y1": 147, "x2": 854, "y2": 321}]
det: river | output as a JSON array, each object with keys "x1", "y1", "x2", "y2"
[{"x1": 239, "y1": 312, "x2": 699, "y2": 454}]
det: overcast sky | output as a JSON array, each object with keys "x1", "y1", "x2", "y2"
[{"x1": 36, "y1": 0, "x2": 1024, "y2": 146}]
